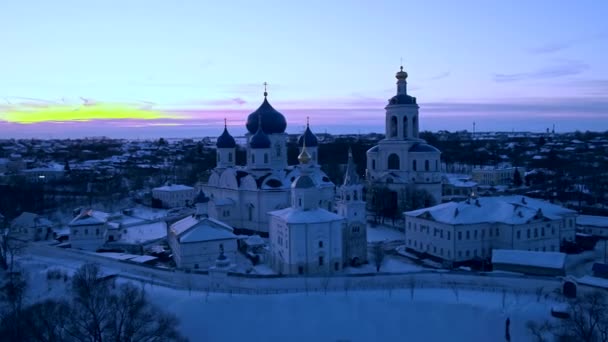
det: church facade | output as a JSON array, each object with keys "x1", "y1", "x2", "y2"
[
  {"x1": 202, "y1": 90, "x2": 335, "y2": 235},
  {"x1": 366, "y1": 67, "x2": 442, "y2": 208}
]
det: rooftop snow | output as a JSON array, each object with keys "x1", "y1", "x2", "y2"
[
  {"x1": 492, "y1": 249, "x2": 566, "y2": 270},
  {"x1": 269, "y1": 207, "x2": 343, "y2": 224},
  {"x1": 170, "y1": 216, "x2": 236, "y2": 243},
  {"x1": 405, "y1": 196, "x2": 576, "y2": 225},
  {"x1": 153, "y1": 184, "x2": 194, "y2": 192},
  {"x1": 118, "y1": 221, "x2": 167, "y2": 244},
  {"x1": 577, "y1": 215, "x2": 608, "y2": 228},
  {"x1": 69, "y1": 210, "x2": 110, "y2": 226}
]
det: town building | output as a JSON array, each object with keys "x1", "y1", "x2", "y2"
[
  {"x1": 491, "y1": 249, "x2": 566, "y2": 276},
  {"x1": 268, "y1": 146, "x2": 345, "y2": 275},
  {"x1": 577, "y1": 215, "x2": 608, "y2": 238},
  {"x1": 404, "y1": 196, "x2": 577, "y2": 266},
  {"x1": 10, "y1": 212, "x2": 53, "y2": 241},
  {"x1": 366, "y1": 66, "x2": 442, "y2": 207},
  {"x1": 442, "y1": 174, "x2": 478, "y2": 202},
  {"x1": 167, "y1": 214, "x2": 238, "y2": 270},
  {"x1": 471, "y1": 165, "x2": 525, "y2": 187},
  {"x1": 203, "y1": 90, "x2": 335, "y2": 235},
  {"x1": 69, "y1": 209, "x2": 112, "y2": 250},
  {"x1": 152, "y1": 184, "x2": 197, "y2": 208}
]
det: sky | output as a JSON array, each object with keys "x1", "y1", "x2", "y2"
[{"x1": 0, "y1": 0, "x2": 607, "y2": 139}]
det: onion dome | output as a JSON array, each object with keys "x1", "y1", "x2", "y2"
[
  {"x1": 292, "y1": 175, "x2": 315, "y2": 189},
  {"x1": 297, "y1": 118, "x2": 318, "y2": 147},
  {"x1": 298, "y1": 141, "x2": 311, "y2": 164},
  {"x1": 396, "y1": 65, "x2": 408, "y2": 80},
  {"x1": 216, "y1": 119, "x2": 236, "y2": 148},
  {"x1": 409, "y1": 143, "x2": 440, "y2": 153},
  {"x1": 249, "y1": 115, "x2": 271, "y2": 149},
  {"x1": 245, "y1": 89, "x2": 287, "y2": 134}
]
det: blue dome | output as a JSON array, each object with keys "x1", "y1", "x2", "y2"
[
  {"x1": 216, "y1": 127, "x2": 236, "y2": 148},
  {"x1": 246, "y1": 97, "x2": 287, "y2": 134},
  {"x1": 297, "y1": 125, "x2": 318, "y2": 147},
  {"x1": 409, "y1": 143, "x2": 440, "y2": 153},
  {"x1": 250, "y1": 126, "x2": 271, "y2": 149}
]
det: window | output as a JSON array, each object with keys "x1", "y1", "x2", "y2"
[
  {"x1": 334, "y1": 262, "x2": 339, "y2": 271},
  {"x1": 425, "y1": 160, "x2": 429, "y2": 171},
  {"x1": 228, "y1": 152, "x2": 233, "y2": 162},
  {"x1": 534, "y1": 228, "x2": 538, "y2": 238},
  {"x1": 481, "y1": 229, "x2": 485, "y2": 238},
  {"x1": 413, "y1": 160, "x2": 417, "y2": 171},
  {"x1": 440, "y1": 248, "x2": 444, "y2": 256},
  {"x1": 352, "y1": 226, "x2": 360, "y2": 233},
  {"x1": 73, "y1": 229, "x2": 78, "y2": 236},
  {"x1": 298, "y1": 198, "x2": 302, "y2": 207},
  {"x1": 276, "y1": 144, "x2": 281, "y2": 157},
  {"x1": 435, "y1": 160, "x2": 439, "y2": 171},
  {"x1": 541, "y1": 227, "x2": 545, "y2": 236},
  {"x1": 84, "y1": 229, "x2": 88, "y2": 235},
  {"x1": 248, "y1": 205, "x2": 253, "y2": 221},
  {"x1": 264, "y1": 153, "x2": 269, "y2": 164},
  {"x1": 466, "y1": 231, "x2": 470, "y2": 239},
  {"x1": 517, "y1": 231, "x2": 521, "y2": 239},
  {"x1": 489, "y1": 229, "x2": 493, "y2": 237},
  {"x1": 319, "y1": 256, "x2": 324, "y2": 266},
  {"x1": 458, "y1": 232, "x2": 462, "y2": 240},
  {"x1": 552, "y1": 227, "x2": 555, "y2": 235},
  {"x1": 388, "y1": 154, "x2": 400, "y2": 170},
  {"x1": 527, "y1": 229, "x2": 531, "y2": 238},
  {"x1": 95, "y1": 228, "x2": 100, "y2": 236},
  {"x1": 474, "y1": 230, "x2": 478, "y2": 239},
  {"x1": 408, "y1": 222, "x2": 412, "y2": 230},
  {"x1": 466, "y1": 250, "x2": 470, "y2": 257},
  {"x1": 298, "y1": 266, "x2": 304, "y2": 274},
  {"x1": 372, "y1": 159, "x2": 376, "y2": 170},
  {"x1": 390, "y1": 116, "x2": 398, "y2": 137},
  {"x1": 440, "y1": 230, "x2": 444, "y2": 238},
  {"x1": 403, "y1": 116, "x2": 408, "y2": 137},
  {"x1": 448, "y1": 231, "x2": 451, "y2": 240},
  {"x1": 496, "y1": 228, "x2": 499, "y2": 237},
  {"x1": 318, "y1": 241, "x2": 323, "y2": 248}
]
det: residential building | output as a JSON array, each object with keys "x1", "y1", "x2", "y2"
[
  {"x1": 404, "y1": 196, "x2": 577, "y2": 266},
  {"x1": 69, "y1": 209, "x2": 112, "y2": 250},
  {"x1": 10, "y1": 212, "x2": 53, "y2": 241},
  {"x1": 152, "y1": 184, "x2": 197, "y2": 208},
  {"x1": 577, "y1": 215, "x2": 608, "y2": 238}
]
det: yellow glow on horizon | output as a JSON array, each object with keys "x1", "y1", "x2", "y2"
[{"x1": 1, "y1": 103, "x2": 171, "y2": 124}]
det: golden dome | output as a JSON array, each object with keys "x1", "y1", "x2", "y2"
[
  {"x1": 395, "y1": 66, "x2": 408, "y2": 80},
  {"x1": 298, "y1": 148, "x2": 311, "y2": 164}
]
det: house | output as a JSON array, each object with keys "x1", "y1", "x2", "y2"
[
  {"x1": 491, "y1": 249, "x2": 566, "y2": 276},
  {"x1": 577, "y1": 215, "x2": 608, "y2": 238},
  {"x1": 167, "y1": 215, "x2": 238, "y2": 270},
  {"x1": 404, "y1": 196, "x2": 577, "y2": 266},
  {"x1": 69, "y1": 210, "x2": 111, "y2": 250},
  {"x1": 152, "y1": 184, "x2": 197, "y2": 208},
  {"x1": 10, "y1": 212, "x2": 53, "y2": 241},
  {"x1": 106, "y1": 221, "x2": 167, "y2": 254}
]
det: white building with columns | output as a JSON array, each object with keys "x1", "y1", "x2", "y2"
[
  {"x1": 203, "y1": 90, "x2": 335, "y2": 235},
  {"x1": 366, "y1": 66, "x2": 442, "y2": 207},
  {"x1": 268, "y1": 146, "x2": 346, "y2": 275},
  {"x1": 404, "y1": 196, "x2": 577, "y2": 266}
]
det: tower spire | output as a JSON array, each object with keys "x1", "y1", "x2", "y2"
[
  {"x1": 224, "y1": 118, "x2": 227, "y2": 129},
  {"x1": 263, "y1": 82, "x2": 268, "y2": 97}
]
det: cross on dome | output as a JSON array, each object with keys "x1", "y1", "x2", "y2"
[{"x1": 263, "y1": 82, "x2": 268, "y2": 97}]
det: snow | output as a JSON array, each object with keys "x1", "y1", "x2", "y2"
[
  {"x1": 146, "y1": 286, "x2": 562, "y2": 342},
  {"x1": 577, "y1": 275, "x2": 608, "y2": 289},
  {"x1": 367, "y1": 225, "x2": 404, "y2": 243},
  {"x1": 69, "y1": 209, "x2": 110, "y2": 226},
  {"x1": 128, "y1": 255, "x2": 158, "y2": 263},
  {"x1": 118, "y1": 221, "x2": 167, "y2": 244},
  {"x1": 269, "y1": 207, "x2": 343, "y2": 224},
  {"x1": 406, "y1": 195, "x2": 576, "y2": 225},
  {"x1": 492, "y1": 249, "x2": 566, "y2": 270},
  {"x1": 170, "y1": 216, "x2": 236, "y2": 243},
  {"x1": 153, "y1": 184, "x2": 194, "y2": 191},
  {"x1": 577, "y1": 215, "x2": 608, "y2": 228}
]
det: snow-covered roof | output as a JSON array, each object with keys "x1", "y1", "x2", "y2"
[
  {"x1": 118, "y1": 221, "x2": 167, "y2": 244},
  {"x1": 577, "y1": 215, "x2": 608, "y2": 228},
  {"x1": 443, "y1": 174, "x2": 477, "y2": 188},
  {"x1": 492, "y1": 249, "x2": 566, "y2": 270},
  {"x1": 244, "y1": 234, "x2": 265, "y2": 246},
  {"x1": 11, "y1": 212, "x2": 53, "y2": 228},
  {"x1": 153, "y1": 184, "x2": 194, "y2": 192},
  {"x1": 69, "y1": 210, "x2": 110, "y2": 226},
  {"x1": 405, "y1": 196, "x2": 576, "y2": 225},
  {"x1": 269, "y1": 207, "x2": 344, "y2": 224},
  {"x1": 170, "y1": 216, "x2": 236, "y2": 243}
]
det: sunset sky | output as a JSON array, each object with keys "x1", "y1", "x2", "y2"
[{"x1": 1, "y1": 0, "x2": 607, "y2": 138}]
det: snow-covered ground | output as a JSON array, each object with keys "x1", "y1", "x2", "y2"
[
  {"x1": 147, "y1": 285, "x2": 560, "y2": 342},
  {"x1": 366, "y1": 225, "x2": 404, "y2": 243},
  {"x1": 345, "y1": 255, "x2": 424, "y2": 274}
]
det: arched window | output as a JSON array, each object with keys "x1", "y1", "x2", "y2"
[
  {"x1": 264, "y1": 153, "x2": 269, "y2": 164},
  {"x1": 435, "y1": 160, "x2": 438, "y2": 171},
  {"x1": 372, "y1": 159, "x2": 376, "y2": 170},
  {"x1": 413, "y1": 160, "x2": 417, "y2": 171},
  {"x1": 228, "y1": 152, "x2": 233, "y2": 162},
  {"x1": 425, "y1": 160, "x2": 429, "y2": 171},
  {"x1": 413, "y1": 116, "x2": 418, "y2": 136},
  {"x1": 403, "y1": 116, "x2": 408, "y2": 138},
  {"x1": 298, "y1": 198, "x2": 302, "y2": 207},
  {"x1": 354, "y1": 191, "x2": 358, "y2": 200},
  {"x1": 275, "y1": 143, "x2": 281, "y2": 157},
  {"x1": 390, "y1": 116, "x2": 398, "y2": 138},
  {"x1": 387, "y1": 153, "x2": 400, "y2": 170}
]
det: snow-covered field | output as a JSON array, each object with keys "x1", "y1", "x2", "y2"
[{"x1": 147, "y1": 285, "x2": 559, "y2": 342}]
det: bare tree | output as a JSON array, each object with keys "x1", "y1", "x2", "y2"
[
  {"x1": 526, "y1": 320, "x2": 553, "y2": 342},
  {"x1": 373, "y1": 242, "x2": 385, "y2": 272},
  {"x1": 561, "y1": 291, "x2": 608, "y2": 342},
  {"x1": 0, "y1": 228, "x2": 27, "y2": 272}
]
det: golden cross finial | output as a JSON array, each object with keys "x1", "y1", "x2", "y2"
[{"x1": 263, "y1": 82, "x2": 268, "y2": 97}]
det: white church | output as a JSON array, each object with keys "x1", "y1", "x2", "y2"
[
  {"x1": 202, "y1": 89, "x2": 335, "y2": 235},
  {"x1": 366, "y1": 66, "x2": 442, "y2": 207}
]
